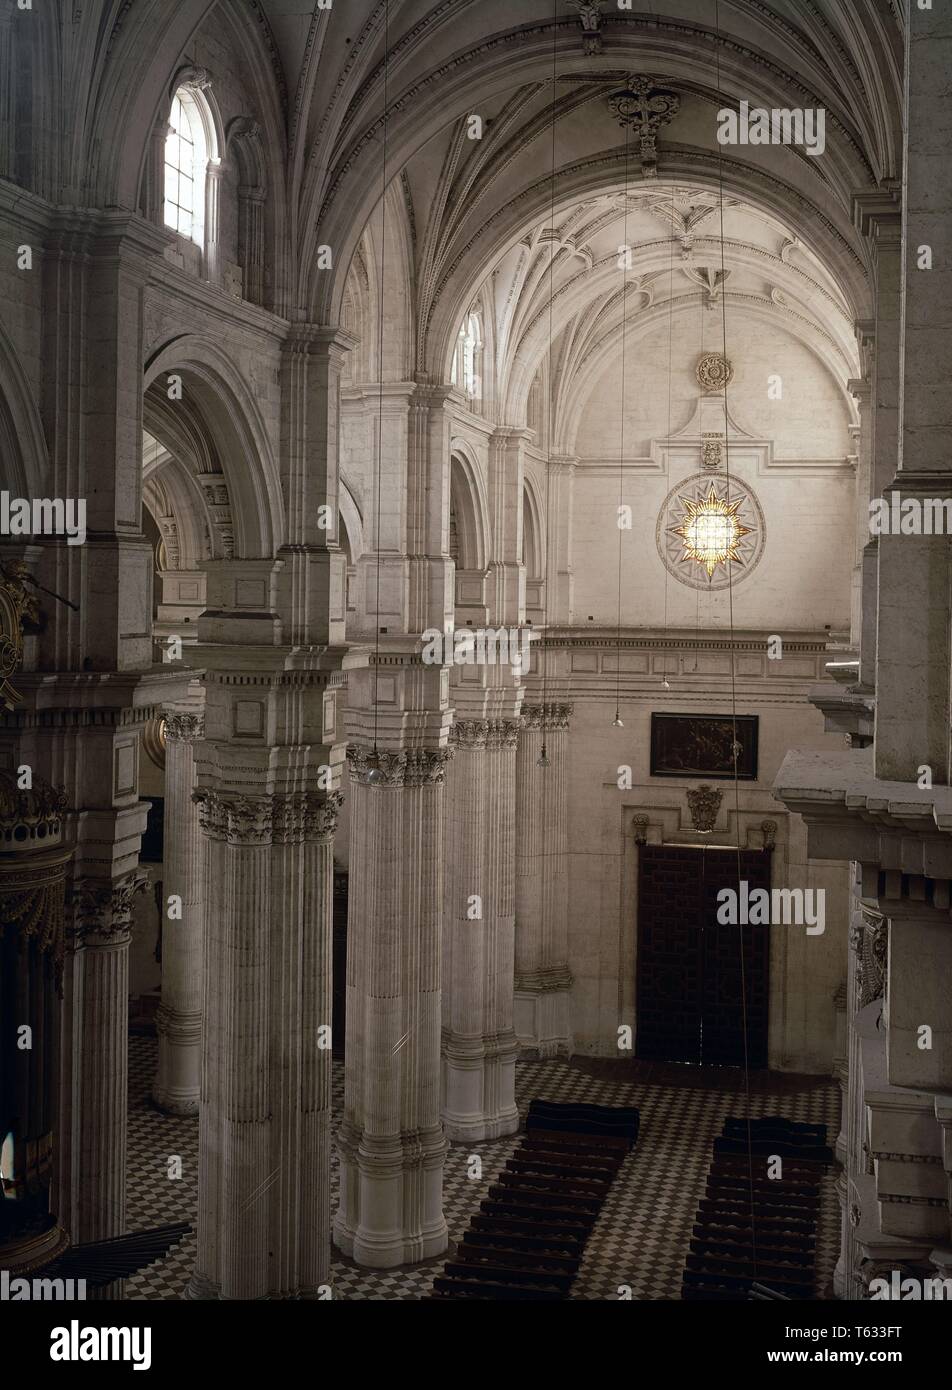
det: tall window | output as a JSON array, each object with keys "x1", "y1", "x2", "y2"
[
  {"x1": 452, "y1": 308, "x2": 483, "y2": 403},
  {"x1": 164, "y1": 89, "x2": 209, "y2": 244}
]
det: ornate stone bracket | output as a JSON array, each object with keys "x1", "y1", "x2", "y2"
[
  {"x1": 851, "y1": 905, "x2": 888, "y2": 1008},
  {"x1": 607, "y1": 75, "x2": 680, "y2": 176},
  {"x1": 686, "y1": 783, "x2": 723, "y2": 832},
  {"x1": 570, "y1": 0, "x2": 603, "y2": 55},
  {"x1": 0, "y1": 559, "x2": 39, "y2": 711}
]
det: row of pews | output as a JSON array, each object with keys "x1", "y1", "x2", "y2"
[
  {"x1": 681, "y1": 1115, "x2": 834, "y2": 1301},
  {"x1": 430, "y1": 1100, "x2": 640, "y2": 1301}
]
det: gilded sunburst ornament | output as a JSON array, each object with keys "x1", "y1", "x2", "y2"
[
  {"x1": 671, "y1": 483, "x2": 753, "y2": 578},
  {"x1": 656, "y1": 472, "x2": 766, "y2": 591}
]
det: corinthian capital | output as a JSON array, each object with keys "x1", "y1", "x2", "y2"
[
  {"x1": 347, "y1": 746, "x2": 452, "y2": 787},
  {"x1": 163, "y1": 711, "x2": 205, "y2": 743}
]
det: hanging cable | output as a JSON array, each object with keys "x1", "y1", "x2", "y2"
[
  {"x1": 537, "y1": 0, "x2": 560, "y2": 770},
  {"x1": 367, "y1": 0, "x2": 392, "y2": 785},
  {"x1": 612, "y1": 122, "x2": 633, "y2": 728},
  {"x1": 714, "y1": 0, "x2": 759, "y2": 1284}
]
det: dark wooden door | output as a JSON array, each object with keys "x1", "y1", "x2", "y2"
[{"x1": 636, "y1": 844, "x2": 770, "y2": 1067}]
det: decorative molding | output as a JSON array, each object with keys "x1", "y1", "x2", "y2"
[
  {"x1": 761, "y1": 820, "x2": 777, "y2": 850},
  {"x1": 0, "y1": 769, "x2": 67, "y2": 850},
  {"x1": 68, "y1": 871, "x2": 149, "y2": 947},
  {"x1": 451, "y1": 718, "x2": 521, "y2": 750},
  {"x1": 632, "y1": 814, "x2": 649, "y2": 845},
  {"x1": 851, "y1": 907, "x2": 887, "y2": 1008},
  {"x1": 163, "y1": 711, "x2": 205, "y2": 744},
  {"x1": 686, "y1": 784, "x2": 722, "y2": 832},
  {"x1": 696, "y1": 352, "x2": 734, "y2": 395},
  {"x1": 607, "y1": 75, "x2": 680, "y2": 176},
  {"x1": 569, "y1": 1, "x2": 603, "y2": 55},
  {"x1": 194, "y1": 790, "x2": 343, "y2": 843},
  {"x1": 522, "y1": 703, "x2": 573, "y2": 731},
  {"x1": 701, "y1": 432, "x2": 723, "y2": 471},
  {"x1": 346, "y1": 747, "x2": 452, "y2": 788},
  {"x1": 0, "y1": 560, "x2": 39, "y2": 711}
]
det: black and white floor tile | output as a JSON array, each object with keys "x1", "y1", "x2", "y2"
[{"x1": 124, "y1": 1038, "x2": 840, "y2": 1301}]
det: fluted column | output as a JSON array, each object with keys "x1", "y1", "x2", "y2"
[
  {"x1": 152, "y1": 704, "x2": 206, "y2": 1116},
  {"x1": 68, "y1": 872, "x2": 148, "y2": 1247},
  {"x1": 189, "y1": 788, "x2": 341, "y2": 1300},
  {"x1": 513, "y1": 702, "x2": 573, "y2": 1057},
  {"x1": 442, "y1": 719, "x2": 520, "y2": 1141},
  {"x1": 334, "y1": 747, "x2": 449, "y2": 1268}
]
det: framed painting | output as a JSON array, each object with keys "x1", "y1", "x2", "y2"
[{"x1": 649, "y1": 712, "x2": 759, "y2": 781}]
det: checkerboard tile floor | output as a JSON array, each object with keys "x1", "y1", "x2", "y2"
[{"x1": 124, "y1": 1037, "x2": 840, "y2": 1301}]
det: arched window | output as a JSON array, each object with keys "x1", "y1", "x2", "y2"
[
  {"x1": 452, "y1": 308, "x2": 483, "y2": 403},
  {"x1": 164, "y1": 88, "x2": 211, "y2": 245}
]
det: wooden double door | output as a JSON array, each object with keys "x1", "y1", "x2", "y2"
[{"x1": 636, "y1": 844, "x2": 770, "y2": 1068}]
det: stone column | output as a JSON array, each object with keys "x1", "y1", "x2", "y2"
[
  {"x1": 68, "y1": 871, "x2": 148, "y2": 1246},
  {"x1": 152, "y1": 702, "x2": 206, "y2": 1116},
  {"x1": 875, "y1": 2, "x2": 952, "y2": 780},
  {"x1": 885, "y1": 907, "x2": 952, "y2": 1092},
  {"x1": 188, "y1": 784, "x2": 342, "y2": 1300},
  {"x1": 513, "y1": 702, "x2": 573, "y2": 1056},
  {"x1": 334, "y1": 746, "x2": 450, "y2": 1267},
  {"x1": 442, "y1": 718, "x2": 520, "y2": 1141}
]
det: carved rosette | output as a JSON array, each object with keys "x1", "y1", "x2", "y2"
[
  {"x1": 346, "y1": 747, "x2": 452, "y2": 787},
  {"x1": 451, "y1": 719, "x2": 521, "y2": 750},
  {"x1": 68, "y1": 870, "x2": 150, "y2": 948},
  {"x1": 686, "y1": 784, "x2": 722, "y2": 832},
  {"x1": 696, "y1": 352, "x2": 734, "y2": 394},
  {"x1": 522, "y1": 703, "x2": 573, "y2": 731},
  {"x1": 194, "y1": 790, "x2": 343, "y2": 844},
  {"x1": 163, "y1": 711, "x2": 205, "y2": 743}
]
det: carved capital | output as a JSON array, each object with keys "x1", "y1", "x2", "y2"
[
  {"x1": 452, "y1": 718, "x2": 521, "y2": 750},
  {"x1": 522, "y1": 702, "x2": 573, "y2": 732},
  {"x1": 632, "y1": 814, "x2": 650, "y2": 845},
  {"x1": 68, "y1": 870, "x2": 149, "y2": 948},
  {"x1": 163, "y1": 711, "x2": 205, "y2": 744},
  {"x1": 194, "y1": 790, "x2": 343, "y2": 844},
  {"x1": 347, "y1": 747, "x2": 452, "y2": 787}
]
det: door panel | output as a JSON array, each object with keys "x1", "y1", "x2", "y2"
[{"x1": 636, "y1": 844, "x2": 770, "y2": 1067}]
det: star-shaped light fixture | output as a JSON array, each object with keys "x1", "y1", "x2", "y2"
[{"x1": 670, "y1": 483, "x2": 752, "y2": 579}]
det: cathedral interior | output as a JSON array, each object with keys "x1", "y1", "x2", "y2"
[{"x1": 1, "y1": 0, "x2": 951, "y2": 1342}]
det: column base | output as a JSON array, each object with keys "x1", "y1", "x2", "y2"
[
  {"x1": 153, "y1": 1005, "x2": 201, "y2": 1117},
  {"x1": 186, "y1": 1272, "x2": 333, "y2": 1300},
  {"x1": 333, "y1": 1125, "x2": 448, "y2": 1269},
  {"x1": 441, "y1": 1032, "x2": 519, "y2": 1142},
  {"x1": 514, "y1": 983, "x2": 572, "y2": 1058},
  {"x1": 151, "y1": 1087, "x2": 200, "y2": 1117}
]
